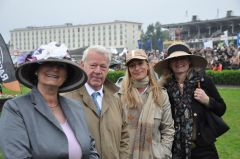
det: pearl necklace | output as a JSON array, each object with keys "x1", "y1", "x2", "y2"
[{"x1": 48, "y1": 103, "x2": 59, "y2": 108}]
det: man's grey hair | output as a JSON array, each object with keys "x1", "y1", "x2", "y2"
[{"x1": 82, "y1": 45, "x2": 111, "y2": 65}]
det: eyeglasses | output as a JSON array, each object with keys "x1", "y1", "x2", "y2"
[
  {"x1": 170, "y1": 56, "x2": 190, "y2": 62},
  {"x1": 41, "y1": 62, "x2": 67, "y2": 69}
]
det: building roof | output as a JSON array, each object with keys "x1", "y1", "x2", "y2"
[
  {"x1": 162, "y1": 15, "x2": 240, "y2": 28},
  {"x1": 11, "y1": 20, "x2": 142, "y2": 32}
]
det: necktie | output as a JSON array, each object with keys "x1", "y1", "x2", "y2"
[{"x1": 91, "y1": 92, "x2": 101, "y2": 115}]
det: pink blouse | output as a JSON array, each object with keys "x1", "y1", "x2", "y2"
[{"x1": 61, "y1": 121, "x2": 82, "y2": 159}]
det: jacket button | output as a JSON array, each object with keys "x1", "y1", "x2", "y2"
[{"x1": 194, "y1": 113, "x2": 198, "y2": 117}]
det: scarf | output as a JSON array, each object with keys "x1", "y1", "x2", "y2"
[
  {"x1": 131, "y1": 91, "x2": 155, "y2": 159},
  {"x1": 132, "y1": 76, "x2": 149, "y2": 88},
  {"x1": 129, "y1": 76, "x2": 150, "y2": 107},
  {"x1": 166, "y1": 70, "x2": 201, "y2": 159}
]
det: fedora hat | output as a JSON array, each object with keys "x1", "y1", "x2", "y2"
[
  {"x1": 154, "y1": 42, "x2": 207, "y2": 75},
  {"x1": 16, "y1": 42, "x2": 87, "y2": 93},
  {"x1": 125, "y1": 49, "x2": 148, "y2": 65}
]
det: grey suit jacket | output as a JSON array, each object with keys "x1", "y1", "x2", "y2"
[{"x1": 0, "y1": 87, "x2": 99, "y2": 159}]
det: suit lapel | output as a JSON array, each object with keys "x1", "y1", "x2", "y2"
[
  {"x1": 81, "y1": 85, "x2": 112, "y2": 116},
  {"x1": 30, "y1": 88, "x2": 62, "y2": 131},
  {"x1": 101, "y1": 88, "x2": 110, "y2": 115},
  {"x1": 80, "y1": 86, "x2": 101, "y2": 116}
]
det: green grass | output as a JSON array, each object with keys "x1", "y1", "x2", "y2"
[
  {"x1": 2, "y1": 85, "x2": 30, "y2": 95},
  {"x1": 216, "y1": 88, "x2": 240, "y2": 159},
  {"x1": 0, "y1": 87, "x2": 239, "y2": 158}
]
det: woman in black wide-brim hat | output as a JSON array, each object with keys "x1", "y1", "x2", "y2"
[
  {"x1": 154, "y1": 42, "x2": 227, "y2": 159},
  {"x1": 0, "y1": 42, "x2": 99, "y2": 159}
]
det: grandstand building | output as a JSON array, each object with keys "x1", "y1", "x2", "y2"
[
  {"x1": 162, "y1": 10, "x2": 240, "y2": 48},
  {"x1": 9, "y1": 20, "x2": 142, "y2": 52}
]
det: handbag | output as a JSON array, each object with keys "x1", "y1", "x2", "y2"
[
  {"x1": 196, "y1": 80, "x2": 230, "y2": 138},
  {"x1": 205, "y1": 111, "x2": 230, "y2": 138}
]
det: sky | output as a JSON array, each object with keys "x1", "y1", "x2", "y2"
[{"x1": 1, "y1": 0, "x2": 240, "y2": 42}]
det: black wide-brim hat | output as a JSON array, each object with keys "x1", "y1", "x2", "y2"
[
  {"x1": 16, "y1": 58, "x2": 87, "y2": 93},
  {"x1": 154, "y1": 42, "x2": 207, "y2": 75}
]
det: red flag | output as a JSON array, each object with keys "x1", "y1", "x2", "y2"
[{"x1": 3, "y1": 81, "x2": 21, "y2": 92}]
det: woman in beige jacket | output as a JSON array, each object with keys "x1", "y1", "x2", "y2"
[{"x1": 118, "y1": 49, "x2": 175, "y2": 159}]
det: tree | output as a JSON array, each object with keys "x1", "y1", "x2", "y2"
[{"x1": 140, "y1": 22, "x2": 169, "y2": 51}]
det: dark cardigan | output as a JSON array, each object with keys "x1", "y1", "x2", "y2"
[
  {"x1": 191, "y1": 75, "x2": 226, "y2": 146},
  {"x1": 166, "y1": 74, "x2": 226, "y2": 146}
]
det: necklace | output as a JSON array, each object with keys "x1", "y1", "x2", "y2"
[
  {"x1": 48, "y1": 103, "x2": 59, "y2": 108},
  {"x1": 178, "y1": 83, "x2": 184, "y2": 95},
  {"x1": 179, "y1": 83, "x2": 184, "y2": 88}
]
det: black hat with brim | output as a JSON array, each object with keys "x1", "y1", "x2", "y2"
[
  {"x1": 154, "y1": 43, "x2": 207, "y2": 75},
  {"x1": 16, "y1": 58, "x2": 87, "y2": 93}
]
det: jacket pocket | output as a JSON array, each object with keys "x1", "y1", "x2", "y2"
[{"x1": 153, "y1": 110, "x2": 162, "y2": 138}]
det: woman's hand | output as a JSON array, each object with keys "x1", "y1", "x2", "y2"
[{"x1": 194, "y1": 88, "x2": 210, "y2": 106}]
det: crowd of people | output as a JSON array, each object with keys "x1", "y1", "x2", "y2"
[
  {"x1": 0, "y1": 41, "x2": 229, "y2": 159},
  {"x1": 111, "y1": 44, "x2": 240, "y2": 71},
  {"x1": 147, "y1": 45, "x2": 240, "y2": 71}
]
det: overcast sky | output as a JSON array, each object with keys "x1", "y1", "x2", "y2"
[{"x1": 1, "y1": 0, "x2": 240, "y2": 42}]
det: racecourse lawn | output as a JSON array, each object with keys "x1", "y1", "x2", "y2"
[
  {"x1": 0, "y1": 87, "x2": 239, "y2": 159},
  {"x1": 215, "y1": 87, "x2": 240, "y2": 159}
]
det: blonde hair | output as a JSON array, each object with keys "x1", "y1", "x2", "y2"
[{"x1": 121, "y1": 67, "x2": 163, "y2": 108}]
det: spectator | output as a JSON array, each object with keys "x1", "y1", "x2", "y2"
[
  {"x1": 154, "y1": 42, "x2": 227, "y2": 159},
  {"x1": 118, "y1": 49, "x2": 175, "y2": 158},
  {"x1": 63, "y1": 45, "x2": 129, "y2": 159},
  {"x1": 0, "y1": 42, "x2": 99, "y2": 159}
]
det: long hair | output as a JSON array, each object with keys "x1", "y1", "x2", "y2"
[
  {"x1": 159, "y1": 65, "x2": 204, "y2": 87},
  {"x1": 121, "y1": 64, "x2": 163, "y2": 108}
]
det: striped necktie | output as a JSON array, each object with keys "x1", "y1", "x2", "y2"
[{"x1": 91, "y1": 92, "x2": 101, "y2": 115}]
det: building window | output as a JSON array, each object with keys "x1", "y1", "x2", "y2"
[{"x1": 138, "y1": 25, "x2": 141, "y2": 31}]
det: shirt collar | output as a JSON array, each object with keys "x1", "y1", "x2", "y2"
[{"x1": 85, "y1": 83, "x2": 103, "y2": 97}]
